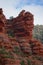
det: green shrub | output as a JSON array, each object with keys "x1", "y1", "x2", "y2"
[
  {"x1": 27, "y1": 59, "x2": 31, "y2": 65},
  {"x1": 0, "y1": 48, "x2": 14, "y2": 59},
  {"x1": 20, "y1": 60, "x2": 25, "y2": 65}
]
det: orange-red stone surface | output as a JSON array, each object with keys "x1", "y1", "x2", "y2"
[{"x1": 0, "y1": 8, "x2": 43, "y2": 65}]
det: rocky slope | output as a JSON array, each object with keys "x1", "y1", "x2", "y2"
[{"x1": 0, "y1": 8, "x2": 43, "y2": 65}]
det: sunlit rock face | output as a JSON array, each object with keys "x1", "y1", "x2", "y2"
[{"x1": 0, "y1": 8, "x2": 43, "y2": 65}]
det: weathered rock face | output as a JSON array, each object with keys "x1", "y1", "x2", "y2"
[
  {"x1": 13, "y1": 10, "x2": 33, "y2": 39},
  {"x1": 0, "y1": 8, "x2": 6, "y2": 23},
  {"x1": 30, "y1": 39, "x2": 43, "y2": 56},
  {"x1": 0, "y1": 8, "x2": 6, "y2": 33},
  {"x1": 0, "y1": 8, "x2": 43, "y2": 65}
]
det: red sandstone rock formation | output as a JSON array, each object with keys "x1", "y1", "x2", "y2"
[
  {"x1": 0, "y1": 8, "x2": 43, "y2": 65},
  {"x1": 12, "y1": 10, "x2": 33, "y2": 39}
]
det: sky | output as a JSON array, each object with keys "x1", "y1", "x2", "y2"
[{"x1": 0, "y1": 0, "x2": 43, "y2": 25}]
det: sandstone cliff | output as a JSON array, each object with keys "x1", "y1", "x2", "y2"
[{"x1": 0, "y1": 8, "x2": 43, "y2": 65}]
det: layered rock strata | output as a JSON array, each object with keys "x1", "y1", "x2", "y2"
[{"x1": 0, "y1": 9, "x2": 43, "y2": 65}]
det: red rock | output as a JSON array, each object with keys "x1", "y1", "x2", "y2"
[{"x1": 0, "y1": 8, "x2": 43, "y2": 65}]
